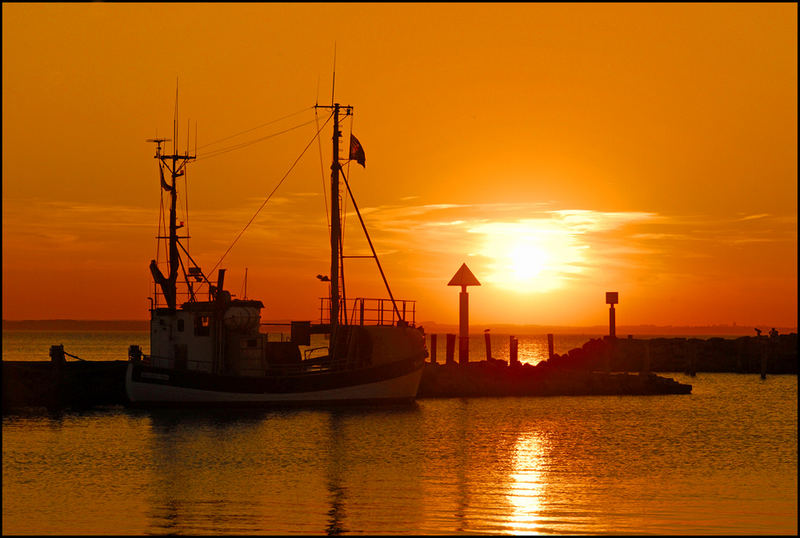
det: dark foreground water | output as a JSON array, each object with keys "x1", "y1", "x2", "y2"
[{"x1": 3, "y1": 371, "x2": 796, "y2": 535}]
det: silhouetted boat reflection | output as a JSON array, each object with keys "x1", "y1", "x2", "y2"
[{"x1": 325, "y1": 412, "x2": 348, "y2": 535}]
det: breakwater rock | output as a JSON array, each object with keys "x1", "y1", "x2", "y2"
[
  {"x1": 418, "y1": 360, "x2": 691, "y2": 398},
  {"x1": 548, "y1": 333, "x2": 797, "y2": 374}
]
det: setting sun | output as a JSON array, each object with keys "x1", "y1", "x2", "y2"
[
  {"x1": 471, "y1": 220, "x2": 589, "y2": 294},
  {"x1": 509, "y1": 245, "x2": 548, "y2": 282}
]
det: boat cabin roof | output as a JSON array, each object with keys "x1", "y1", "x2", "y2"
[
  {"x1": 153, "y1": 299, "x2": 264, "y2": 316},
  {"x1": 180, "y1": 299, "x2": 264, "y2": 312}
]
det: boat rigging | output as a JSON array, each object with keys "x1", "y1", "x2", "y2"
[{"x1": 127, "y1": 93, "x2": 427, "y2": 406}]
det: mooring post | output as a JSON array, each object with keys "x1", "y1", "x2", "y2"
[
  {"x1": 445, "y1": 333, "x2": 456, "y2": 365},
  {"x1": 50, "y1": 344, "x2": 66, "y2": 368},
  {"x1": 547, "y1": 333, "x2": 554, "y2": 360},
  {"x1": 509, "y1": 335, "x2": 519, "y2": 366},
  {"x1": 128, "y1": 345, "x2": 142, "y2": 362},
  {"x1": 484, "y1": 329, "x2": 492, "y2": 361},
  {"x1": 430, "y1": 334, "x2": 438, "y2": 364}
]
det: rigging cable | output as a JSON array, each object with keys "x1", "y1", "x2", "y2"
[
  {"x1": 196, "y1": 106, "x2": 313, "y2": 150},
  {"x1": 315, "y1": 107, "x2": 330, "y2": 229},
  {"x1": 185, "y1": 120, "x2": 191, "y2": 256},
  {"x1": 156, "y1": 162, "x2": 166, "y2": 263},
  {"x1": 341, "y1": 113, "x2": 355, "y2": 246},
  {"x1": 203, "y1": 112, "x2": 335, "y2": 280},
  {"x1": 154, "y1": 162, "x2": 167, "y2": 306},
  {"x1": 195, "y1": 118, "x2": 317, "y2": 162},
  {"x1": 339, "y1": 166, "x2": 402, "y2": 322},
  {"x1": 339, "y1": 113, "x2": 355, "y2": 323}
]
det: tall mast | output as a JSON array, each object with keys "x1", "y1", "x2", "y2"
[
  {"x1": 330, "y1": 103, "x2": 341, "y2": 332},
  {"x1": 315, "y1": 101, "x2": 352, "y2": 333},
  {"x1": 147, "y1": 131, "x2": 195, "y2": 310}
]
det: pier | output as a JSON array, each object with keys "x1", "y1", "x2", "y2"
[{"x1": 3, "y1": 333, "x2": 797, "y2": 410}]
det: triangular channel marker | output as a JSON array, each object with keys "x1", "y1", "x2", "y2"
[{"x1": 448, "y1": 263, "x2": 481, "y2": 289}]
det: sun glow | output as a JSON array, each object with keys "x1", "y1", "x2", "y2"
[{"x1": 471, "y1": 220, "x2": 588, "y2": 293}]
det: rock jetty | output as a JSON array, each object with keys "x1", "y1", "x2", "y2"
[
  {"x1": 550, "y1": 333, "x2": 797, "y2": 374},
  {"x1": 418, "y1": 361, "x2": 690, "y2": 398}
]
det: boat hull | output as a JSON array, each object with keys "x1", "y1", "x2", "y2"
[{"x1": 125, "y1": 356, "x2": 425, "y2": 406}]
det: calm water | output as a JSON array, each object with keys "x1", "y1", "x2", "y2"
[
  {"x1": 2, "y1": 332, "x2": 797, "y2": 535},
  {"x1": 1, "y1": 330, "x2": 596, "y2": 365}
]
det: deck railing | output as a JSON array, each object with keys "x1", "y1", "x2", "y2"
[{"x1": 318, "y1": 297, "x2": 416, "y2": 327}]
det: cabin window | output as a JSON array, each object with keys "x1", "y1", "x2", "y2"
[
  {"x1": 195, "y1": 315, "x2": 211, "y2": 336},
  {"x1": 177, "y1": 319, "x2": 184, "y2": 332}
]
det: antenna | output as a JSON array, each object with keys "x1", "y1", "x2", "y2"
[
  {"x1": 331, "y1": 42, "x2": 336, "y2": 106},
  {"x1": 146, "y1": 137, "x2": 171, "y2": 158},
  {"x1": 173, "y1": 78, "x2": 179, "y2": 155}
]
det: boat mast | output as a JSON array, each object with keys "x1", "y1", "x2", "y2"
[
  {"x1": 330, "y1": 103, "x2": 341, "y2": 331},
  {"x1": 147, "y1": 135, "x2": 195, "y2": 310},
  {"x1": 316, "y1": 102, "x2": 352, "y2": 333}
]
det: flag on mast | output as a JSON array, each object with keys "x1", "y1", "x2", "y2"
[
  {"x1": 349, "y1": 134, "x2": 366, "y2": 168},
  {"x1": 159, "y1": 163, "x2": 173, "y2": 191}
]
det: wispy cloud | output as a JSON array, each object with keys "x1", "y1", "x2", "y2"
[{"x1": 5, "y1": 196, "x2": 794, "y2": 294}]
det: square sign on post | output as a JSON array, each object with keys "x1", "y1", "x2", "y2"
[{"x1": 606, "y1": 292, "x2": 619, "y2": 305}]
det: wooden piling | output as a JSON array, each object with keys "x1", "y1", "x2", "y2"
[
  {"x1": 547, "y1": 333, "x2": 554, "y2": 360},
  {"x1": 484, "y1": 330, "x2": 492, "y2": 361},
  {"x1": 445, "y1": 333, "x2": 456, "y2": 365},
  {"x1": 509, "y1": 336, "x2": 519, "y2": 366},
  {"x1": 430, "y1": 334, "x2": 438, "y2": 364},
  {"x1": 760, "y1": 338, "x2": 768, "y2": 379}
]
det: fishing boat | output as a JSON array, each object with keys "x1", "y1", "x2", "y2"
[{"x1": 125, "y1": 102, "x2": 427, "y2": 405}]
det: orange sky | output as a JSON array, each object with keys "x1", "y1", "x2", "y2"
[{"x1": 2, "y1": 3, "x2": 797, "y2": 328}]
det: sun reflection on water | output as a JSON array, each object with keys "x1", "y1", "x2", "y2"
[{"x1": 505, "y1": 431, "x2": 548, "y2": 535}]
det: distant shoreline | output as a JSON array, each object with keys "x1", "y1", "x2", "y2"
[
  {"x1": 418, "y1": 322, "x2": 798, "y2": 337},
  {"x1": 2, "y1": 319, "x2": 796, "y2": 336},
  {"x1": 2, "y1": 320, "x2": 149, "y2": 331}
]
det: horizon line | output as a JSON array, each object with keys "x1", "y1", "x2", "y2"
[{"x1": 2, "y1": 319, "x2": 796, "y2": 331}]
